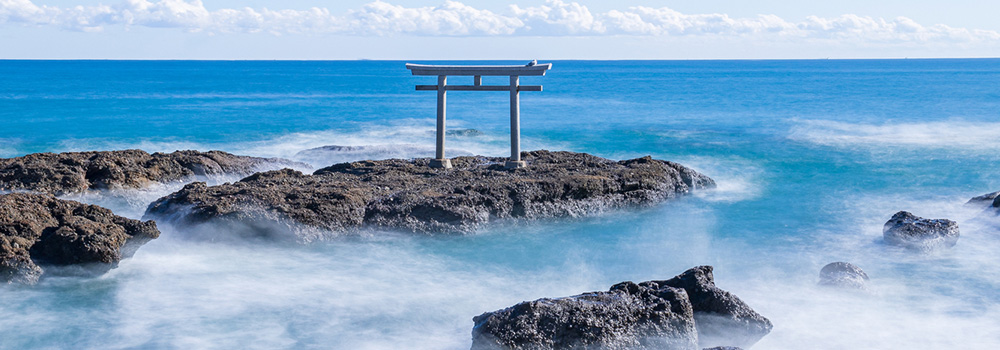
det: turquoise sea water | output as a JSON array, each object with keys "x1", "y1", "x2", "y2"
[{"x1": 2, "y1": 59, "x2": 1000, "y2": 349}]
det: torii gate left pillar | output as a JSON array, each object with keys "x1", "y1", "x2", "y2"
[{"x1": 406, "y1": 63, "x2": 552, "y2": 169}]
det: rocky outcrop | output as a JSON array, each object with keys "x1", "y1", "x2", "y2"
[
  {"x1": 966, "y1": 191, "x2": 1000, "y2": 208},
  {"x1": 883, "y1": 211, "x2": 959, "y2": 252},
  {"x1": 471, "y1": 281, "x2": 698, "y2": 350},
  {"x1": 144, "y1": 151, "x2": 715, "y2": 241},
  {"x1": 0, "y1": 193, "x2": 159, "y2": 284},
  {"x1": 654, "y1": 266, "x2": 772, "y2": 349},
  {"x1": 470, "y1": 266, "x2": 770, "y2": 350},
  {"x1": 818, "y1": 262, "x2": 869, "y2": 290},
  {"x1": 0, "y1": 149, "x2": 304, "y2": 195}
]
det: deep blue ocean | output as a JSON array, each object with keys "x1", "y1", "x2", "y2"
[{"x1": 2, "y1": 59, "x2": 1000, "y2": 349}]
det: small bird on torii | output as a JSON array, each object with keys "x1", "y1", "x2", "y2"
[{"x1": 526, "y1": 60, "x2": 537, "y2": 66}]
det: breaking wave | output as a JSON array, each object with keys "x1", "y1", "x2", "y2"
[
  {"x1": 47, "y1": 121, "x2": 519, "y2": 169},
  {"x1": 788, "y1": 119, "x2": 1000, "y2": 150}
]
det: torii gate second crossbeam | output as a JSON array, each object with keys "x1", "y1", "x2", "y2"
[{"x1": 406, "y1": 62, "x2": 552, "y2": 169}]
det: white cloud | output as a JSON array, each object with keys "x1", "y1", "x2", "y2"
[
  {"x1": 602, "y1": 6, "x2": 801, "y2": 36},
  {"x1": 1, "y1": 0, "x2": 998, "y2": 44},
  {"x1": 510, "y1": 0, "x2": 603, "y2": 35},
  {"x1": 0, "y1": 0, "x2": 51, "y2": 23},
  {"x1": 344, "y1": 0, "x2": 521, "y2": 36}
]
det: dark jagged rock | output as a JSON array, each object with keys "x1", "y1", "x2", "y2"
[
  {"x1": 0, "y1": 193, "x2": 159, "y2": 284},
  {"x1": 471, "y1": 280, "x2": 698, "y2": 350},
  {"x1": 818, "y1": 262, "x2": 869, "y2": 290},
  {"x1": 651, "y1": 266, "x2": 772, "y2": 349},
  {"x1": 144, "y1": 150, "x2": 715, "y2": 241},
  {"x1": 0, "y1": 149, "x2": 305, "y2": 195},
  {"x1": 966, "y1": 191, "x2": 1000, "y2": 207},
  {"x1": 470, "y1": 266, "x2": 770, "y2": 350},
  {"x1": 883, "y1": 211, "x2": 959, "y2": 252}
]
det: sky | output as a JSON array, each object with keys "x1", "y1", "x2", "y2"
[{"x1": 1, "y1": 0, "x2": 998, "y2": 59}]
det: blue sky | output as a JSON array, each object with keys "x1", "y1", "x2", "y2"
[{"x1": 1, "y1": 0, "x2": 998, "y2": 59}]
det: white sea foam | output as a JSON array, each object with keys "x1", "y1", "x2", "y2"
[
  {"x1": 588, "y1": 150, "x2": 765, "y2": 204},
  {"x1": 0, "y1": 138, "x2": 22, "y2": 158},
  {"x1": 788, "y1": 119, "x2": 1000, "y2": 150},
  {"x1": 746, "y1": 275, "x2": 1000, "y2": 349},
  {"x1": 3, "y1": 187, "x2": 999, "y2": 349},
  {"x1": 292, "y1": 143, "x2": 470, "y2": 168},
  {"x1": 32, "y1": 232, "x2": 600, "y2": 350},
  {"x1": 810, "y1": 191, "x2": 1000, "y2": 281},
  {"x1": 676, "y1": 155, "x2": 765, "y2": 203},
  {"x1": 55, "y1": 139, "x2": 210, "y2": 155},
  {"x1": 227, "y1": 123, "x2": 558, "y2": 168},
  {"x1": 56, "y1": 173, "x2": 253, "y2": 220},
  {"x1": 50, "y1": 121, "x2": 530, "y2": 169},
  {"x1": 735, "y1": 191, "x2": 1000, "y2": 349}
]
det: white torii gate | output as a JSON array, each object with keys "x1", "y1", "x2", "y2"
[{"x1": 406, "y1": 62, "x2": 552, "y2": 169}]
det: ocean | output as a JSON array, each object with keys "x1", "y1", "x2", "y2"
[{"x1": 2, "y1": 59, "x2": 1000, "y2": 349}]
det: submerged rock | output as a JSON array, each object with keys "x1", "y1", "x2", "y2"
[
  {"x1": 883, "y1": 211, "x2": 959, "y2": 252},
  {"x1": 470, "y1": 266, "x2": 770, "y2": 350},
  {"x1": 0, "y1": 149, "x2": 304, "y2": 195},
  {"x1": 0, "y1": 193, "x2": 159, "y2": 284},
  {"x1": 818, "y1": 262, "x2": 869, "y2": 290},
  {"x1": 144, "y1": 150, "x2": 715, "y2": 241},
  {"x1": 447, "y1": 128, "x2": 484, "y2": 137}
]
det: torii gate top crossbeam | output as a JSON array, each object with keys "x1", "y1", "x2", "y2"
[
  {"x1": 406, "y1": 62, "x2": 551, "y2": 170},
  {"x1": 405, "y1": 63, "x2": 551, "y2": 76}
]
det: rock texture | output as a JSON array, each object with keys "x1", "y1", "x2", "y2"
[
  {"x1": 471, "y1": 281, "x2": 698, "y2": 350},
  {"x1": 0, "y1": 193, "x2": 159, "y2": 284},
  {"x1": 0, "y1": 149, "x2": 303, "y2": 195},
  {"x1": 818, "y1": 262, "x2": 869, "y2": 290},
  {"x1": 966, "y1": 191, "x2": 1000, "y2": 208},
  {"x1": 654, "y1": 266, "x2": 772, "y2": 349},
  {"x1": 144, "y1": 151, "x2": 715, "y2": 241},
  {"x1": 470, "y1": 266, "x2": 770, "y2": 350},
  {"x1": 883, "y1": 211, "x2": 959, "y2": 252}
]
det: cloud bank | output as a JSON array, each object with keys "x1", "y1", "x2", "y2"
[{"x1": 1, "y1": 0, "x2": 998, "y2": 43}]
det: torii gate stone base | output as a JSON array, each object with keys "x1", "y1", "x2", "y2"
[{"x1": 406, "y1": 62, "x2": 552, "y2": 169}]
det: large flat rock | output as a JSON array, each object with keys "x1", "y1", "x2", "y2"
[
  {"x1": 1, "y1": 193, "x2": 160, "y2": 284},
  {"x1": 0, "y1": 149, "x2": 304, "y2": 195},
  {"x1": 144, "y1": 150, "x2": 715, "y2": 241}
]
